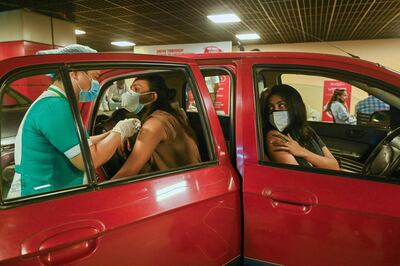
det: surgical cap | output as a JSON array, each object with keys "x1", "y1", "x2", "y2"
[{"x1": 36, "y1": 44, "x2": 97, "y2": 55}]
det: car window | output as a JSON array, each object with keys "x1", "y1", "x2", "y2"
[
  {"x1": 92, "y1": 66, "x2": 214, "y2": 182},
  {"x1": 1, "y1": 64, "x2": 215, "y2": 203},
  {"x1": 1, "y1": 72, "x2": 90, "y2": 201},
  {"x1": 186, "y1": 69, "x2": 232, "y2": 117},
  {"x1": 281, "y1": 74, "x2": 391, "y2": 128},
  {"x1": 189, "y1": 68, "x2": 235, "y2": 162},
  {"x1": 255, "y1": 66, "x2": 399, "y2": 180}
]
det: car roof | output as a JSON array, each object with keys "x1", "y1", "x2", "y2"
[
  {"x1": 183, "y1": 51, "x2": 400, "y2": 85},
  {"x1": 183, "y1": 51, "x2": 367, "y2": 62},
  {"x1": 0, "y1": 53, "x2": 196, "y2": 77},
  {"x1": 184, "y1": 51, "x2": 390, "y2": 69}
]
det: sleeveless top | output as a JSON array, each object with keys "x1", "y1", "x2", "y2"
[
  {"x1": 140, "y1": 110, "x2": 201, "y2": 173},
  {"x1": 292, "y1": 129, "x2": 326, "y2": 167}
]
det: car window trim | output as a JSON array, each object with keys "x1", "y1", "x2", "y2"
[
  {"x1": 97, "y1": 161, "x2": 218, "y2": 190},
  {"x1": 199, "y1": 66, "x2": 237, "y2": 165},
  {"x1": 75, "y1": 62, "x2": 217, "y2": 185},
  {"x1": 0, "y1": 61, "x2": 219, "y2": 206},
  {"x1": 0, "y1": 65, "x2": 98, "y2": 205},
  {"x1": 258, "y1": 159, "x2": 400, "y2": 185},
  {"x1": 253, "y1": 64, "x2": 400, "y2": 186}
]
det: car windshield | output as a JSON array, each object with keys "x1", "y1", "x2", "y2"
[
  {"x1": 2, "y1": 87, "x2": 32, "y2": 145},
  {"x1": 381, "y1": 65, "x2": 400, "y2": 75},
  {"x1": 2, "y1": 86, "x2": 31, "y2": 107}
]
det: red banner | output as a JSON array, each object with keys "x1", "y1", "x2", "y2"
[
  {"x1": 186, "y1": 74, "x2": 231, "y2": 115},
  {"x1": 214, "y1": 75, "x2": 230, "y2": 115},
  {"x1": 322, "y1": 80, "x2": 352, "y2": 122}
]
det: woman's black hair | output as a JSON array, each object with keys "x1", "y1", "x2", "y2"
[
  {"x1": 136, "y1": 75, "x2": 174, "y2": 116},
  {"x1": 135, "y1": 74, "x2": 197, "y2": 141},
  {"x1": 326, "y1": 89, "x2": 346, "y2": 113},
  {"x1": 260, "y1": 84, "x2": 313, "y2": 145}
]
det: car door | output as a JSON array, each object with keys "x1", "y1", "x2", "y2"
[
  {"x1": 277, "y1": 72, "x2": 391, "y2": 171},
  {"x1": 236, "y1": 54, "x2": 400, "y2": 265},
  {"x1": 0, "y1": 54, "x2": 241, "y2": 266}
]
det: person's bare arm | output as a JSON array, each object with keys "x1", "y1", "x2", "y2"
[
  {"x1": 70, "y1": 132, "x2": 122, "y2": 170},
  {"x1": 270, "y1": 131, "x2": 340, "y2": 170},
  {"x1": 90, "y1": 131, "x2": 110, "y2": 145},
  {"x1": 266, "y1": 130, "x2": 299, "y2": 165},
  {"x1": 70, "y1": 118, "x2": 140, "y2": 171},
  {"x1": 112, "y1": 118, "x2": 166, "y2": 179}
]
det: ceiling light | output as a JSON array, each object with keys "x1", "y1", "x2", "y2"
[
  {"x1": 236, "y1": 33, "x2": 261, "y2": 40},
  {"x1": 111, "y1": 41, "x2": 136, "y2": 47},
  {"x1": 75, "y1": 29, "x2": 86, "y2": 35},
  {"x1": 207, "y1": 13, "x2": 241, "y2": 23}
]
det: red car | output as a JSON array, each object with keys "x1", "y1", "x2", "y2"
[
  {"x1": 203, "y1": 46, "x2": 223, "y2": 54},
  {"x1": 1, "y1": 52, "x2": 400, "y2": 266},
  {"x1": 187, "y1": 52, "x2": 400, "y2": 266}
]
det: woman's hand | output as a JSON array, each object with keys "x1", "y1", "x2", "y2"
[
  {"x1": 270, "y1": 132, "x2": 308, "y2": 158},
  {"x1": 117, "y1": 138, "x2": 132, "y2": 159}
]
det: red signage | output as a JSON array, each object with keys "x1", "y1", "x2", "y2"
[
  {"x1": 322, "y1": 80, "x2": 352, "y2": 122},
  {"x1": 214, "y1": 75, "x2": 230, "y2": 115},
  {"x1": 186, "y1": 74, "x2": 230, "y2": 115}
]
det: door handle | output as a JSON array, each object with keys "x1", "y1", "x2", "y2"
[
  {"x1": 263, "y1": 187, "x2": 318, "y2": 213},
  {"x1": 21, "y1": 220, "x2": 105, "y2": 265}
]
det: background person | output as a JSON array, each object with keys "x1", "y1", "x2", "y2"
[
  {"x1": 105, "y1": 79, "x2": 129, "y2": 110},
  {"x1": 356, "y1": 94, "x2": 389, "y2": 115},
  {"x1": 113, "y1": 74, "x2": 200, "y2": 179},
  {"x1": 261, "y1": 84, "x2": 339, "y2": 170},
  {"x1": 7, "y1": 45, "x2": 140, "y2": 198},
  {"x1": 326, "y1": 89, "x2": 356, "y2": 125}
]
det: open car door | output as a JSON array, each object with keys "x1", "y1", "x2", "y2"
[
  {"x1": 238, "y1": 53, "x2": 400, "y2": 266},
  {"x1": 0, "y1": 53, "x2": 241, "y2": 266}
]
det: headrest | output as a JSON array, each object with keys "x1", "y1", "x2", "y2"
[{"x1": 168, "y1": 88, "x2": 177, "y2": 100}]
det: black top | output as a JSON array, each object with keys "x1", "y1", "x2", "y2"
[{"x1": 292, "y1": 129, "x2": 326, "y2": 167}]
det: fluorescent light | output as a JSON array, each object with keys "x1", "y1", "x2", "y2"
[
  {"x1": 111, "y1": 41, "x2": 136, "y2": 47},
  {"x1": 207, "y1": 13, "x2": 241, "y2": 23},
  {"x1": 236, "y1": 33, "x2": 261, "y2": 40},
  {"x1": 75, "y1": 29, "x2": 86, "y2": 35}
]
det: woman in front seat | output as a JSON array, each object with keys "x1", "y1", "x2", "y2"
[
  {"x1": 112, "y1": 75, "x2": 200, "y2": 179},
  {"x1": 261, "y1": 84, "x2": 340, "y2": 170}
]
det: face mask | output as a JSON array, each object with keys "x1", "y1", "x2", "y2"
[
  {"x1": 269, "y1": 110, "x2": 290, "y2": 132},
  {"x1": 121, "y1": 91, "x2": 152, "y2": 114},
  {"x1": 79, "y1": 79, "x2": 100, "y2": 102}
]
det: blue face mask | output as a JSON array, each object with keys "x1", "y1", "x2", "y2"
[
  {"x1": 79, "y1": 79, "x2": 100, "y2": 102},
  {"x1": 134, "y1": 103, "x2": 144, "y2": 114}
]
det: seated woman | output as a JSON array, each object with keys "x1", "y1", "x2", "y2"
[
  {"x1": 112, "y1": 75, "x2": 200, "y2": 179},
  {"x1": 261, "y1": 84, "x2": 340, "y2": 170}
]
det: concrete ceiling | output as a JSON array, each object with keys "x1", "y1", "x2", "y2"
[{"x1": 0, "y1": 0, "x2": 399, "y2": 51}]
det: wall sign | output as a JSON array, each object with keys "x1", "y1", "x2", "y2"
[
  {"x1": 135, "y1": 41, "x2": 232, "y2": 55},
  {"x1": 322, "y1": 80, "x2": 352, "y2": 122}
]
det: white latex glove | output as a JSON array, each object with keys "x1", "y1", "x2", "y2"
[{"x1": 111, "y1": 118, "x2": 141, "y2": 140}]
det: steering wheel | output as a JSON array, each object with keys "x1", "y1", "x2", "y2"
[{"x1": 362, "y1": 127, "x2": 400, "y2": 177}]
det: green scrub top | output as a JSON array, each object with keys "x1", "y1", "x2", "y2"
[{"x1": 8, "y1": 85, "x2": 89, "y2": 198}]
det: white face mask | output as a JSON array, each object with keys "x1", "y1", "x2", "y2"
[
  {"x1": 121, "y1": 91, "x2": 155, "y2": 114},
  {"x1": 269, "y1": 111, "x2": 290, "y2": 132},
  {"x1": 121, "y1": 91, "x2": 143, "y2": 114}
]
